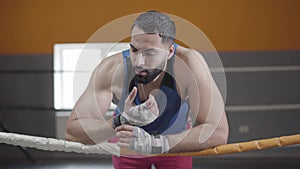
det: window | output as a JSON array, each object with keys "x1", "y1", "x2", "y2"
[{"x1": 53, "y1": 43, "x2": 129, "y2": 110}]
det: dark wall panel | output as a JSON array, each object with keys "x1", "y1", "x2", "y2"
[
  {"x1": 225, "y1": 71, "x2": 300, "y2": 105},
  {"x1": 0, "y1": 110, "x2": 55, "y2": 137},
  {"x1": 0, "y1": 54, "x2": 53, "y2": 108},
  {"x1": 0, "y1": 54, "x2": 52, "y2": 71},
  {"x1": 0, "y1": 73, "x2": 53, "y2": 108},
  {"x1": 219, "y1": 51, "x2": 300, "y2": 67},
  {"x1": 227, "y1": 110, "x2": 300, "y2": 143},
  {"x1": 0, "y1": 54, "x2": 54, "y2": 139}
]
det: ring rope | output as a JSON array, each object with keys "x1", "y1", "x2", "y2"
[
  {"x1": 0, "y1": 132, "x2": 120, "y2": 156},
  {"x1": 163, "y1": 134, "x2": 300, "y2": 156},
  {"x1": 0, "y1": 132, "x2": 299, "y2": 156}
]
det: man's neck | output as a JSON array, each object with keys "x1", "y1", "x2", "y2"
[
  {"x1": 138, "y1": 71, "x2": 165, "y2": 101},
  {"x1": 142, "y1": 71, "x2": 165, "y2": 89}
]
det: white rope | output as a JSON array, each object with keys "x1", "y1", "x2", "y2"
[
  {"x1": 0, "y1": 132, "x2": 120, "y2": 156},
  {"x1": 1, "y1": 131, "x2": 300, "y2": 157}
]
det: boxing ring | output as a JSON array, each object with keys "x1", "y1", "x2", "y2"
[{"x1": 0, "y1": 131, "x2": 299, "y2": 157}]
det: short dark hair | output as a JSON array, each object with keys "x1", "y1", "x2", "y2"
[{"x1": 131, "y1": 11, "x2": 176, "y2": 44}]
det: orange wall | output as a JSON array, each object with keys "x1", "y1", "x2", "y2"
[{"x1": 0, "y1": 0, "x2": 299, "y2": 54}]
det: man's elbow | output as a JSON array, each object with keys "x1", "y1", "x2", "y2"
[
  {"x1": 65, "y1": 130, "x2": 73, "y2": 141},
  {"x1": 217, "y1": 113, "x2": 229, "y2": 145},
  {"x1": 217, "y1": 125, "x2": 229, "y2": 145},
  {"x1": 65, "y1": 118, "x2": 79, "y2": 142},
  {"x1": 220, "y1": 130, "x2": 229, "y2": 145},
  {"x1": 65, "y1": 126, "x2": 76, "y2": 142},
  {"x1": 64, "y1": 121, "x2": 96, "y2": 145}
]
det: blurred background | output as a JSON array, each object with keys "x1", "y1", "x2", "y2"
[{"x1": 0, "y1": 0, "x2": 299, "y2": 168}]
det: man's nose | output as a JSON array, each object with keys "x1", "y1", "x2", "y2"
[{"x1": 135, "y1": 53, "x2": 146, "y2": 66}]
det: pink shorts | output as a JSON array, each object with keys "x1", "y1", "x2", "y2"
[{"x1": 112, "y1": 155, "x2": 192, "y2": 169}]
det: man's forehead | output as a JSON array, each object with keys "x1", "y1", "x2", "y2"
[
  {"x1": 131, "y1": 30, "x2": 163, "y2": 49},
  {"x1": 131, "y1": 27, "x2": 161, "y2": 41},
  {"x1": 130, "y1": 38, "x2": 164, "y2": 51}
]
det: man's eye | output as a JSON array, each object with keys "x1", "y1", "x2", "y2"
[
  {"x1": 144, "y1": 51, "x2": 157, "y2": 57},
  {"x1": 131, "y1": 48, "x2": 138, "y2": 52}
]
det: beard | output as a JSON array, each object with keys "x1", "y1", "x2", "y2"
[
  {"x1": 134, "y1": 68, "x2": 163, "y2": 84},
  {"x1": 133, "y1": 60, "x2": 166, "y2": 84}
]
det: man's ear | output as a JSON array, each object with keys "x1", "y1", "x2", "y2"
[{"x1": 167, "y1": 45, "x2": 175, "y2": 59}]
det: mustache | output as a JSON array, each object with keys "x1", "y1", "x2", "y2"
[{"x1": 135, "y1": 66, "x2": 149, "y2": 72}]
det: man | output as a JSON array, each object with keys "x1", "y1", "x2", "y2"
[{"x1": 65, "y1": 11, "x2": 229, "y2": 169}]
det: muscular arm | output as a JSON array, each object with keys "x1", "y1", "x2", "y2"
[
  {"x1": 65, "y1": 56, "x2": 121, "y2": 145},
  {"x1": 167, "y1": 49, "x2": 229, "y2": 153}
]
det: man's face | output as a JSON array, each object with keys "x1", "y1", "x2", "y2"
[{"x1": 130, "y1": 27, "x2": 171, "y2": 84}]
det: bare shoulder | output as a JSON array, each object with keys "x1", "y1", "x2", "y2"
[
  {"x1": 175, "y1": 46, "x2": 207, "y2": 68},
  {"x1": 174, "y1": 46, "x2": 211, "y2": 87},
  {"x1": 93, "y1": 52, "x2": 124, "y2": 91}
]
